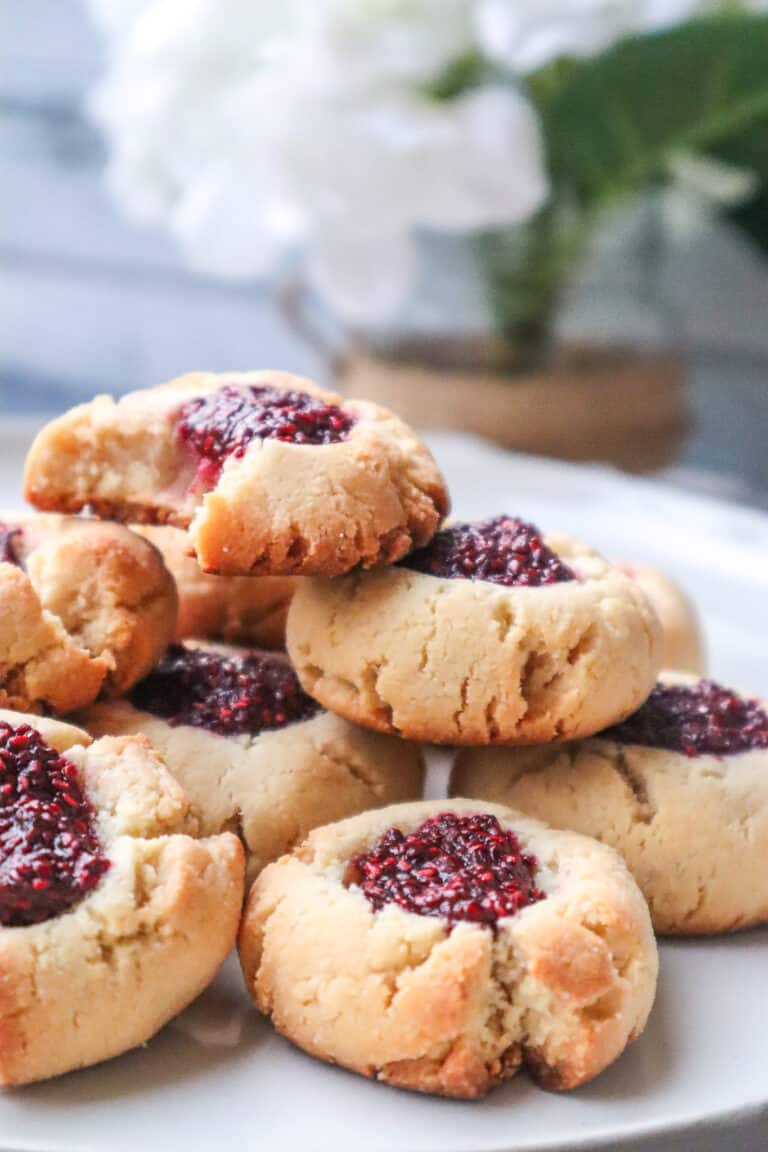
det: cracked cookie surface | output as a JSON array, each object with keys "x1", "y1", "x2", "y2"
[
  {"x1": 0, "y1": 513, "x2": 177, "y2": 714},
  {"x1": 83, "y1": 643, "x2": 424, "y2": 882},
  {"x1": 238, "y1": 798, "x2": 657, "y2": 1099},
  {"x1": 0, "y1": 708, "x2": 243, "y2": 1085},
  {"x1": 133, "y1": 524, "x2": 295, "y2": 648},
  {"x1": 287, "y1": 527, "x2": 662, "y2": 744},
  {"x1": 452, "y1": 674, "x2": 768, "y2": 934},
  {"x1": 24, "y1": 370, "x2": 449, "y2": 577}
]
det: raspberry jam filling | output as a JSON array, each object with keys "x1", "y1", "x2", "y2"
[
  {"x1": 603, "y1": 680, "x2": 768, "y2": 757},
  {"x1": 178, "y1": 383, "x2": 356, "y2": 487},
  {"x1": 350, "y1": 812, "x2": 545, "y2": 927},
  {"x1": 0, "y1": 721, "x2": 110, "y2": 927},
  {"x1": 131, "y1": 643, "x2": 321, "y2": 737},
  {"x1": 400, "y1": 516, "x2": 575, "y2": 587},
  {"x1": 0, "y1": 521, "x2": 22, "y2": 567}
]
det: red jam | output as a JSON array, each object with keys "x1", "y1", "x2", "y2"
[
  {"x1": 0, "y1": 721, "x2": 110, "y2": 927},
  {"x1": 0, "y1": 521, "x2": 22, "y2": 567},
  {"x1": 603, "y1": 680, "x2": 768, "y2": 757},
  {"x1": 178, "y1": 383, "x2": 356, "y2": 487},
  {"x1": 131, "y1": 643, "x2": 321, "y2": 737},
  {"x1": 401, "y1": 516, "x2": 575, "y2": 588},
  {"x1": 351, "y1": 812, "x2": 545, "y2": 927}
]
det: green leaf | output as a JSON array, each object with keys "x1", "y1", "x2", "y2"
[
  {"x1": 525, "y1": 57, "x2": 578, "y2": 113},
  {"x1": 422, "y1": 50, "x2": 494, "y2": 101},
  {"x1": 725, "y1": 191, "x2": 768, "y2": 251},
  {"x1": 540, "y1": 15, "x2": 768, "y2": 209},
  {"x1": 477, "y1": 202, "x2": 590, "y2": 362},
  {"x1": 708, "y1": 70, "x2": 768, "y2": 250}
]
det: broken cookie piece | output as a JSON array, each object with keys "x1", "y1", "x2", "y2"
[{"x1": 24, "y1": 370, "x2": 449, "y2": 578}]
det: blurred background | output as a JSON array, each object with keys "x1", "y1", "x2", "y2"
[{"x1": 2, "y1": 0, "x2": 768, "y2": 504}]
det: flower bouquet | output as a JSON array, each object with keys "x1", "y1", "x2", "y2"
[{"x1": 86, "y1": 1, "x2": 768, "y2": 465}]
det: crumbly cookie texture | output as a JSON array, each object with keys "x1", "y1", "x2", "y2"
[
  {"x1": 620, "y1": 562, "x2": 704, "y2": 674},
  {"x1": 452, "y1": 673, "x2": 768, "y2": 934},
  {"x1": 0, "y1": 513, "x2": 177, "y2": 713},
  {"x1": 239, "y1": 797, "x2": 657, "y2": 1099},
  {"x1": 0, "y1": 708, "x2": 244, "y2": 1086},
  {"x1": 83, "y1": 696, "x2": 424, "y2": 884},
  {"x1": 133, "y1": 524, "x2": 295, "y2": 648},
  {"x1": 287, "y1": 533, "x2": 662, "y2": 745},
  {"x1": 24, "y1": 370, "x2": 449, "y2": 577}
]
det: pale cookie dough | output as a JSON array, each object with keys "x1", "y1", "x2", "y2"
[
  {"x1": 133, "y1": 524, "x2": 295, "y2": 648},
  {"x1": 83, "y1": 643, "x2": 424, "y2": 882},
  {"x1": 287, "y1": 522, "x2": 662, "y2": 744},
  {"x1": 239, "y1": 797, "x2": 657, "y2": 1099},
  {"x1": 0, "y1": 513, "x2": 177, "y2": 714},
  {"x1": 24, "y1": 370, "x2": 449, "y2": 577},
  {"x1": 452, "y1": 674, "x2": 768, "y2": 934},
  {"x1": 0, "y1": 708, "x2": 244, "y2": 1085},
  {"x1": 619, "y1": 562, "x2": 704, "y2": 674}
]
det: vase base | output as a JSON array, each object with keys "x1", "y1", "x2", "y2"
[{"x1": 339, "y1": 345, "x2": 688, "y2": 473}]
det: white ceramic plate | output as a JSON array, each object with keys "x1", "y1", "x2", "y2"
[{"x1": 1, "y1": 427, "x2": 767, "y2": 1152}]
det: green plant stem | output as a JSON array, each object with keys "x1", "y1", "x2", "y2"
[
  {"x1": 476, "y1": 204, "x2": 591, "y2": 368},
  {"x1": 441, "y1": 15, "x2": 768, "y2": 365}
]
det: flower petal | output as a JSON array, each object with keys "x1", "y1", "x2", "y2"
[{"x1": 306, "y1": 223, "x2": 416, "y2": 325}]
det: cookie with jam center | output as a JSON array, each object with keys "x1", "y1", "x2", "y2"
[
  {"x1": 24, "y1": 370, "x2": 449, "y2": 578},
  {"x1": 452, "y1": 673, "x2": 768, "y2": 934},
  {"x1": 83, "y1": 642, "x2": 424, "y2": 881},
  {"x1": 0, "y1": 708, "x2": 243, "y2": 1085},
  {"x1": 287, "y1": 516, "x2": 663, "y2": 744},
  {"x1": 239, "y1": 797, "x2": 657, "y2": 1099}
]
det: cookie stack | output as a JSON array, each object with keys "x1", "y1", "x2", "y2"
[{"x1": 0, "y1": 369, "x2": 764, "y2": 1101}]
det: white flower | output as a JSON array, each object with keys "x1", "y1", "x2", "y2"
[
  {"x1": 86, "y1": 0, "x2": 156, "y2": 39},
  {"x1": 86, "y1": 0, "x2": 548, "y2": 325},
  {"x1": 476, "y1": 0, "x2": 702, "y2": 73}
]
